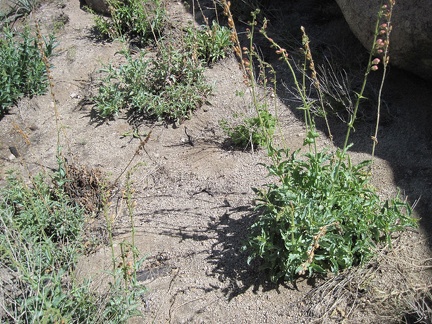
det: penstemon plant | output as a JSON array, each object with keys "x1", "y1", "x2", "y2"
[{"x1": 234, "y1": 1, "x2": 417, "y2": 282}]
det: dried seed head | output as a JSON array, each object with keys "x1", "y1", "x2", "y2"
[{"x1": 228, "y1": 17, "x2": 234, "y2": 29}]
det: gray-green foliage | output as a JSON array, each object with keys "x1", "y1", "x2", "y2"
[
  {"x1": 93, "y1": 0, "x2": 165, "y2": 46},
  {"x1": 0, "y1": 169, "x2": 145, "y2": 323},
  {"x1": 186, "y1": 21, "x2": 232, "y2": 64},
  {"x1": 9, "y1": 0, "x2": 40, "y2": 16},
  {"x1": 0, "y1": 0, "x2": 40, "y2": 24},
  {"x1": 244, "y1": 144, "x2": 416, "y2": 282},
  {"x1": 94, "y1": 20, "x2": 236, "y2": 121},
  {"x1": 0, "y1": 171, "x2": 87, "y2": 322},
  {"x1": 241, "y1": 10, "x2": 417, "y2": 283},
  {"x1": 220, "y1": 109, "x2": 276, "y2": 149},
  {"x1": 0, "y1": 25, "x2": 55, "y2": 116},
  {"x1": 95, "y1": 46, "x2": 212, "y2": 121}
]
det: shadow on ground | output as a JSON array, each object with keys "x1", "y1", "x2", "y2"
[{"x1": 206, "y1": 205, "x2": 297, "y2": 300}]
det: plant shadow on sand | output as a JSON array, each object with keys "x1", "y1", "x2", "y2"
[{"x1": 206, "y1": 205, "x2": 301, "y2": 300}]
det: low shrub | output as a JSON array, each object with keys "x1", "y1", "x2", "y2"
[
  {"x1": 94, "y1": 46, "x2": 212, "y2": 121},
  {"x1": 220, "y1": 108, "x2": 276, "y2": 149},
  {"x1": 221, "y1": 4, "x2": 419, "y2": 282},
  {"x1": 0, "y1": 25, "x2": 55, "y2": 116},
  {"x1": 93, "y1": 0, "x2": 165, "y2": 46},
  {"x1": 185, "y1": 21, "x2": 232, "y2": 65},
  {"x1": 244, "y1": 147, "x2": 416, "y2": 281},
  {"x1": 0, "y1": 167, "x2": 145, "y2": 323}
]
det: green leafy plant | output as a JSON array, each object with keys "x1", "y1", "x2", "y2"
[
  {"x1": 217, "y1": 4, "x2": 418, "y2": 281},
  {"x1": 246, "y1": 147, "x2": 416, "y2": 281},
  {"x1": 94, "y1": 46, "x2": 212, "y2": 121},
  {"x1": 93, "y1": 0, "x2": 165, "y2": 46},
  {"x1": 9, "y1": 0, "x2": 40, "y2": 16},
  {"x1": 0, "y1": 170, "x2": 88, "y2": 322},
  {"x1": 0, "y1": 25, "x2": 55, "y2": 116},
  {"x1": 0, "y1": 164, "x2": 146, "y2": 323},
  {"x1": 185, "y1": 20, "x2": 232, "y2": 64},
  {"x1": 220, "y1": 108, "x2": 276, "y2": 149},
  {"x1": 0, "y1": 0, "x2": 40, "y2": 24}
]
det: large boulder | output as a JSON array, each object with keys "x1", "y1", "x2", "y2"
[{"x1": 334, "y1": 0, "x2": 432, "y2": 81}]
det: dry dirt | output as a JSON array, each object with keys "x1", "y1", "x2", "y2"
[{"x1": 1, "y1": 0, "x2": 432, "y2": 323}]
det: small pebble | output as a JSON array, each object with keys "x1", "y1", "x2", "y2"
[{"x1": 9, "y1": 146, "x2": 20, "y2": 158}]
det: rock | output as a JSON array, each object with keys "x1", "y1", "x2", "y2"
[
  {"x1": 9, "y1": 146, "x2": 19, "y2": 158},
  {"x1": 334, "y1": 0, "x2": 432, "y2": 81},
  {"x1": 83, "y1": 0, "x2": 111, "y2": 15}
]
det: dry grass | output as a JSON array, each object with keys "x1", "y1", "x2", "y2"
[{"x1": 303, "y1": 232, "x2": 432, "y2": 323}]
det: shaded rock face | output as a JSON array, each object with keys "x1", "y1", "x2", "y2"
[{"x1": 335, "y1": 0, "x2": 432, "y2": 81}]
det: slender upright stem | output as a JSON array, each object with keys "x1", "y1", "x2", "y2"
[{"x1": 372, "y1": 1, "x2": 395, "y2": 162}]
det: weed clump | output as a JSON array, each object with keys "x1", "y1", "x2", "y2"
[
  {"x1": 0, "y1": 166, "x2": 145, "y2": 323},
  {"x1": 93, "y1": 17, "x2": 235, "y2": 122},
  {"x1": 185, "y1": 21, "x2": 232, "y2": 65},
  {"x1": 93, "y1": 0, "x2": 165, "y2": 46},
  {"x1": 217, "y1": 4, "x2": 419, "y2": 282},
  {"x1": 94, "y1": 45, "x2": 212, "y2": 121},
  {"x1": 220, "y1": 109, "x2": 276, "y2": 149},
  {"x1": 0, "y1": 25, "x2": 55, "y2": 116},
  {"x1": 246, "y1": 147, "x2": 416, "y2": 281}
]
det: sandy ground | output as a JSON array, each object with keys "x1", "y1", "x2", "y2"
[{"x1": 1, "y1": 0, "x2": 432, "y2": 323}]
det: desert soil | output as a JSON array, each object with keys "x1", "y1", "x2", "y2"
[{"x1": 1, "y1": 0, "x2": 432, "y2": 323}]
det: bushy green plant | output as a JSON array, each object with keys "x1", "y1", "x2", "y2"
[
  {"x1": 0, "y1": 171, "x2": 87, "y2": 322},
  {"x1": 220, "y1": 108, "x2": 276, "y2": 149},
  {"x1": 0, "y1": 25, "x2": 55, "y2": 116},
  {"x1": 95, "y1": 47, "x2": 212, "y2": 121},
  {"x1": 93, "y1": 0, "x2": 165, "y2": 45},
  {"x1": 245, "y1": 146, "x2": 416, "y2": 281},
  {"x1": 230, "y1": 5, "x2": 418, "y2": 282},
  {"x1": 9, "y1": 0, "x2": 40, "y2": 17},
  {"x1": 0, "y1": 0, "x2": 40, "y2": 24},
  {"x1": 0, "y1": 168, "x2": 145, "y2": 323},
  {"x1": 186, "y1": 21, "x2": 232, "y2": 64}
]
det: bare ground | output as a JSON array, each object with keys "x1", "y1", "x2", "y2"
[{"x1": 1, "y1": 0, "x2": 432, "y2": 323}]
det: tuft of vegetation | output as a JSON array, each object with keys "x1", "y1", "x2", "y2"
[
  {"x1": 185, "y1": 21, "x2": 232, "y2": 65},
  {"x1": 0, "y1": 164, "x2": 146, "y2": 323},
  {"x1": 94, "y1": 45, "x2": 212, "y2": 121},
  {"x1": 0, "y1": 0, "x2": 41, "y2": 24},
  {"x1": 93, "y1": 15, "x2": 235, "y2": 122},
  {"x1": 220, "y1": 109, "x2": 276, "y2": 149},
  {"x1": 93, "y1": 0, "x2": 165, "y2": 46},
  {"x1": 246, "y1": 146, "x2": 416, "y2": 281},
  {"x1": 213, "y1": 3, "x2": 419, "y2": 282},
  {"x1": 0, "y1": 25, "x2": 55, "y2": 116}
]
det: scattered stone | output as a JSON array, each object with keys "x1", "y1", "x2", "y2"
[
  {"x1": 8, "y1": 146, "x2": 19, "y2": 158},
  {"x1": 70, "y1": 92, "x2": 81, "y2": 99}
]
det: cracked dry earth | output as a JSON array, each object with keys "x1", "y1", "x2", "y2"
[{"x1": 1, "y1": 0, "x2": 432, "y2": 323}]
